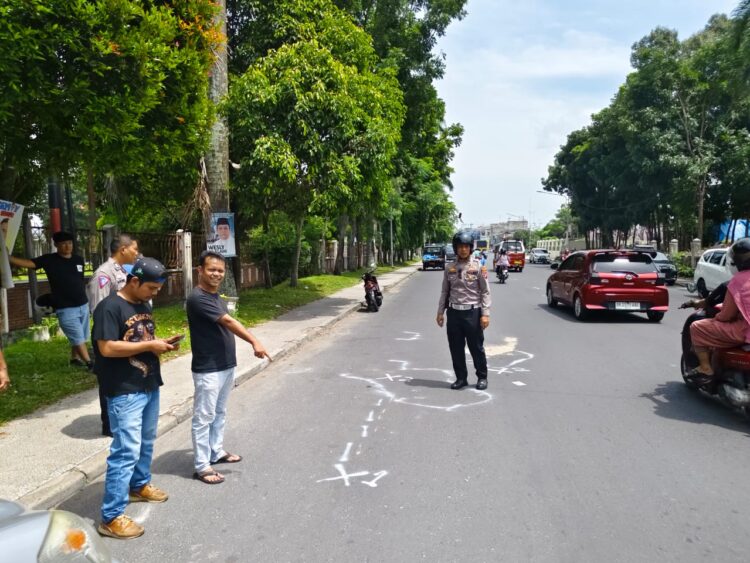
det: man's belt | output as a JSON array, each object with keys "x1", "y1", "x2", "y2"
[{"x1": 449, "y1": 303, "x2": 476, "y2": 311}]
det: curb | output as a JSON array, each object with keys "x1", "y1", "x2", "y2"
[{"x1": 19, "y1": 266, "x2": 419, "y2": 510}]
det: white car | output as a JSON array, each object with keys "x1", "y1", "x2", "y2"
[{"x1": 693, "y1": 248, "x2": 734, "y2": 295}]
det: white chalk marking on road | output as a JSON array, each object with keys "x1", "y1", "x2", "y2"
[
  {"x1": 361, "y1": 425, "x2": 369, "y2": 437},
  {"x1": 396, "y1": 331, "x2": 421, "y2": 341},
  {"x1": 361, "y1": 471, "x2": 389, "y2": 488},
  {"x1": 287, "y1": 367, "x2": 313, "y2": 374},
  {"x1": 356, "y1": 443, "x2": 363, "y2": 456},
  {"x1": 339, "y1": 442, "x2": 353, "y2": 463},
  {"x1": 316, "y1": 464, "x2": 369, "y2": 486},
  {"x1": 366, "y1": 410, "x2": 375, "y2": 422},
  {"x1": 484, "y1": 337, "x2": 519, "y2": 357},
  {"x1": 512, "y1": 381, "x2": 527, "y2": 386},
  {"x1": 376, "y1": 399, "x2": 384, "y2": 407},
  {"x1": 132, "y1": 505, "x2": 152, "y2": 525},
  {"x1": 341, "y1": 373, "x2": 492, "y2": 411},
  {"x1": 532, "y1": 286, "x2": 541, "y2": 290}
]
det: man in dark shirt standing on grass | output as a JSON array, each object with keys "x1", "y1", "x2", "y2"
[
  {"x1": 187, "y1": 250, "x2": 271, "y2": 485},
  {"x1": 94, "y1": 257, "x2": 182, "y2": 540},
  {"x1": 10, "y1": 231, "x2": 92, "y2": 368}
]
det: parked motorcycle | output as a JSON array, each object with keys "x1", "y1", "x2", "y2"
[
  {"x1": 680, "y1": 285, "x2": 750, "y2": 415},
  {"x1": 362, "y1": 270, "x2": 383, "y2": 312}
]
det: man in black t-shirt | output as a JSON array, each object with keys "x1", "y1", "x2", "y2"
[
  {"x1": 93, "y1": 257, "x2": 182, "y2": 540},
  {"x1": 186, "y1": 251, "x2": 271, "y2": 485},
  {"x1": 10, "y1": 231, "x2": 93, "y2": 368}
]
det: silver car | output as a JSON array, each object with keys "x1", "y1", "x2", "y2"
[{"x1": 0, "y1": 499, "x2": 117, "y2": 562}]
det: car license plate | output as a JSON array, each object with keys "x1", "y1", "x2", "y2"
[
  {"x1": 514, "y1": 260, "x2": 522, "y2": 265},
  {"x1": 615, "y1": 302, "x2": 640, "y2": 310}
]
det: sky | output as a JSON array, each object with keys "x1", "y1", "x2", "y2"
[{"x1": 435, "y1": 0, "x2": 739, "y2": 229}]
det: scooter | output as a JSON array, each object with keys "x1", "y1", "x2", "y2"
[
  {"x1": 680, "y1": 288, "x2": 750, "y2": 415},
  {"x1": 362, "y1": 270, "x2": 383, "y2": 312},
  {"x1": 496, "y1": 265, "x2": 509, "y2": 284}
]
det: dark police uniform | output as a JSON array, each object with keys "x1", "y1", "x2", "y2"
[{"x1": 437, "y1": 256, "x2": 491, "y2": 387}]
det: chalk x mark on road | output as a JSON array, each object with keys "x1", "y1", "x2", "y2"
[{"x1": 316, "y1": 464, "x2": 369, "y2": 487}]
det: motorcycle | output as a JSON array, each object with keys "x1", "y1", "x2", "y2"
[
  {"x1": 495, "y1": 265, "x2": 509, "y2": 284},
  {"x1": 362, "y1": 270, "x2": 383, "y2": 312},
  {"x1": 680, "y1": 287, "x2": 750, "y2": 415}
]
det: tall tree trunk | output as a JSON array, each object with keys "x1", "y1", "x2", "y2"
[
  {"x1": 334, "y1": 214, "x2": 348, "y2": 275},
  {"x1": 204, "y1": 0, "x2": 236, "y2": 296},
  {"x1": 290, "y1": 215, "x2": 304, "y2": 288},
  {"x1": 86, "y1": 167, "x2": 99, "y2": 267},
  {"x1": 348, "y1": 216, "x2": 358, "y2": 271},
  {"x1": 261, "y1": 213, "x2": 272, "y2": 289},
  {"x1": 696, "y1": 177, "x2": 707, "y2": 243}
]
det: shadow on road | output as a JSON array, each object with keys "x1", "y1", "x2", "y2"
[
  {"x1": 404, "y1": 378, "x2": 452, "y2": 389},
  {"x1": 536, "y1": 302, "x2": 657, "y2": 324},
  {"x1": 640, "y1": 381, "x2": 750, "y2": 436}
]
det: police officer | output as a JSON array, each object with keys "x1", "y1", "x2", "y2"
[
  {"x1": 436, "y1": 231, "x2": 492, "y2": 390},
  {"x1": 86, "y1": 234, "x2": 139, "y2": 436}
]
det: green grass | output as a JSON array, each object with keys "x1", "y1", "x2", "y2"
[
  {"x1": 0, "y1": 264, "x2": 413, "y2": 424},
  {"x1": 0, "y1": 338, "x2": 98, "y2": 424}
]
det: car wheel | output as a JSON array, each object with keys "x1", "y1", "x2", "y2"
[
  {"x1": 647, "y1": 311, "x2": 664, "y2": 322},
  {"x1": 666, "y1": 280, "x2": 675, "y2": 286},
  {"x1": 573, "y1": 294, "x2": 587, "y2": 320},
  {"x1": 546, "y1": 285, "x2": 557, "y2": 308},
  {"x1": 697, "y1": 278, "x2": 708, "y2": 298}
]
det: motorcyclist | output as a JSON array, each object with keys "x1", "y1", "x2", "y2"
[
  {"x1": 686, "y1": 238, "x2": 750, "y2": 385},
  {"x1": 494, "y1": 249, "x2": 510, "y2": 277}
]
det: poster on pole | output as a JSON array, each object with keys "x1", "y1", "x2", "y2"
[
  {"x1": 206, "y1": 213, "x2": 237, "y2": 257},
  {"x1": 0, "y1": 200, "x2": 24, "y2": 251}
]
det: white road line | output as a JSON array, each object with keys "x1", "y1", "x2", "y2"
[
  {"x1": 338, "y1": 442, "x2": 353, "y2": 463},
  {"x1": 366, "y1": 410, "x2": 375, "y2": 422},
  {"x1": 361, "y1": 425, "x2": 369, "y2": 438},
  {"x1": 512, "y1": 381, "x2": 527, "y2": 386}
]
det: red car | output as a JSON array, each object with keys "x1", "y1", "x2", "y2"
[{"x1": 546, "y1": 250, "x2": 669, "y2": 322}]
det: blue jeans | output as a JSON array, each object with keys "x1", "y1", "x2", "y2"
[
  {"x1": 56, "y1": 303, "x2": 89, "y2": 346},
  {"x1": 101, "y1": 390, "x2": 160, "y2": 523},
  {"x1": 192, "y1": 368, "x2": 234, "y2": 473}
]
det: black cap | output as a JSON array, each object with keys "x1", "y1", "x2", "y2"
[
  {"x1": 216, "y1": 217, "x2": 230, "y2": 226},
  {"x1": 52, "y1": 231, "x2": 74, "y2": 243},
  {"x1": 124, "y1": 257, "x2": 167, "y2": 283}
]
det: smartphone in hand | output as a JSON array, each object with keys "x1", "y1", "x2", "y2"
[{"x1": 167, "y1": 334, "x2": 186, "y2": 344}]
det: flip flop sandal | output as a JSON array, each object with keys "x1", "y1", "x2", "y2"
[
  {"x1": 212, "y1": 453, "x2": 242, "y2": 465},
  {"x1": 685, "y1": 368, "x2": 714, "y2": 386},
  {"x1": 193, "y1": 470, "x2": 225, "y2": 485}
]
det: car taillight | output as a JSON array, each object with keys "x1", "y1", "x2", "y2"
[
  {"x1": 655, "y1": 275, "x2": 666, "y2": 286},
  {"x1": 589, "y1": 275, "x2": 608, "y2": 285}
]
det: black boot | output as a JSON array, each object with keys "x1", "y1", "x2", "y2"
[
  {"x1": 450, "y1": 379, "x2": 468, "y2": 390},
  {"x1": 476, "y1": 378, "x2": 488, "y2": 390}
]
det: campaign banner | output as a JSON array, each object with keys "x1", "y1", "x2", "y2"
[
  {"x1": 0, "y1": 199, "x2": 24, "y2": 251},
  {"x1": 206, "y1": 212, "x2": 237, "y2": 257}
]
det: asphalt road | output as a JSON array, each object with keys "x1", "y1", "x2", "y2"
[{"x1": 62, "y1": 264, "x2": 750, "y2": 562}]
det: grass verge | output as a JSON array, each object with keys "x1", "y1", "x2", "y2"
[{"x1": 0, "y1": 263, "x2": 413, "y2": 424}]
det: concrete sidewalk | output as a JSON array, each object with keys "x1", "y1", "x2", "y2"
[{"x1": 0, "y1": 265, "x2": 418, "y2": 509}]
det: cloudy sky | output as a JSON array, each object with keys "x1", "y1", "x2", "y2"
[{"x1": 435, "y1": 0, "x2": 739, "y2": 229}]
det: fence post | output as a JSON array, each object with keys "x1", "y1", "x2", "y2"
[
  {"x1": 690, "y1": 238, "x2": 702, "y2": 268},
  {"x1": 24, "y1": 214, "x2": 41, "y2": 325},
  {"x1": 177, "y1": 230, "x2": 193, "y2": 300},
  {"x1": 669, "y1": 239, "x2": 678, "y2": 256}
]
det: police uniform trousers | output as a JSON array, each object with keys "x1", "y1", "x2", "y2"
[{"x1": 446, "y1": 307, "x2": 488, "y2": 381}]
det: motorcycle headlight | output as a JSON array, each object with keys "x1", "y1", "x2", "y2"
[{"x1": 38, "y1": 510, "x2": 113, "y2": 563}]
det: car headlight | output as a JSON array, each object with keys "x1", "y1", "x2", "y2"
[{"x1": 38, "y1": 510, "x2": 113, "y2": 563}]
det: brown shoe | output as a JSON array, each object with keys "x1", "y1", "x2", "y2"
[
  {"x1": 129, "y1": 483, "x2": 168, "y2": 503},
  {"x1": 98, "y1": 515, "x2": 144, "y2": 539}
]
